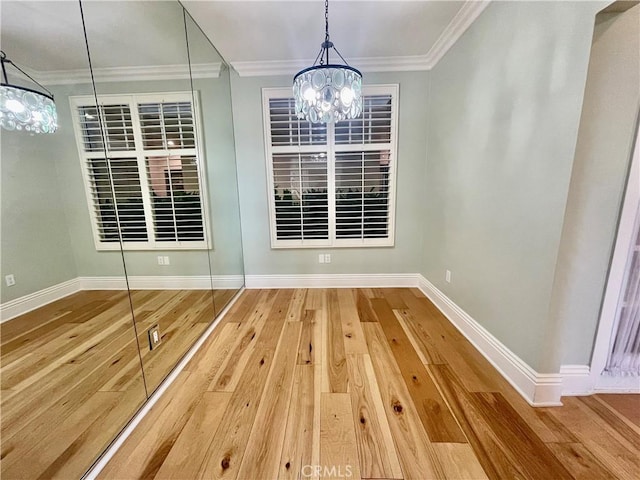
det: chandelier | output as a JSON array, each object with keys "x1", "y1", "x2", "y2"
[
  {"x1": 0, "y1": 51, "x2": 57, "y2": 134},
  {"x1": 293, "y1": 0, "x2": 362, "y2": 124}
]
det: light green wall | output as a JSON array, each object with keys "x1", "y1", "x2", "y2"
[
  {"x1": 194, "y1": 70, "x2": 244, "y2": 277},
  {"x1": 50, "y1": 80, "x2": 207, "y2": 278},
  {"x1": 1, "y1": 73, "x2": 242, "y2": 304},
  {"x1": 421, "y1": 1, "x2": 606, "y2": 371},
  {"x1": 547, "y1": 5, "x2": 640, "y2": 369},
  {"x1": 0, "y1": 131, "x2": 79, "y2": 302},
  {"x1": 230, "y1": 71, "x2": 428, "y2": 275},
  {"x1": 51, "y1": 76, "x2": 242, "y2": 278}
]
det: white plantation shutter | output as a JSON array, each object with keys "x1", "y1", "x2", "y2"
[
  {"x1": 273, "y1": 153, "x2": 329, "y2": 240},
  {"x1": 335, "y1": 151, "x2": 391, "y2": 240},
  {"x1": 146, "y1": 155, "x2": 204, "y2": 242},
  {"x1": 86, "y1": 157, "x2": 147, "y2": 242},
  {"x1": 72, "y1": 93, "x2": 208, "y2": 250},
  {"x1": 263, "y1": 85, "x2": 398, "y2": 248}
]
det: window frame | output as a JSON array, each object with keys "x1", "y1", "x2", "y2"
[
  {"x1": 262, "y1": 84, "x2": 399, "y2": 249},
  {"x1": 70, "y1": 91, "x2": 212, "y2": 251}
]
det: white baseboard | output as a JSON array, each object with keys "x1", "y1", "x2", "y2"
[
  {"x1": 594, "y1": 372, "x2": 640, "y2": 393},
  {"x1": 0, "y1": 278, "x2": 81, "y2": 322},
  {"x1": 417, "y1": 275, "x2": 563, "y2": 406},
  {"x1": 1, "y1": 275, "x2": 245, "y2": 323},
  {"x1": 79, "y1": 276, "x2": 128, "y2": 290},
  {"x1": 560, "y1": 364, "x2": 640, "y2": 395},
  {"x1": 244, "y1": 273, "x2": 417, "y2": 289},
  {"x1": 80, "y1": 275, "x2": 245, "y2": 290},
  {"x1": 560, "y1": 365, "x2": 592, "y2": 396},
  {"x1": 6, "y1": 272, "x2": 609, "y2": 407}
]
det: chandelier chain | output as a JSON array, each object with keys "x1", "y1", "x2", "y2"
[
  {"x1": 325, "y1": 0, "x2": 329, "y2": 42},
  {"x1": 292, "y1": 0, "x2": 362, "y2": 123}
]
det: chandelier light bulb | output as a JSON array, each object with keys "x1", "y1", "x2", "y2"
[
  {"x1": 293, "y1": 0, "x2": 362, "y2": 124},
  {"x1": 0, "y1": 51, "x2": 58, "y2": 134}
]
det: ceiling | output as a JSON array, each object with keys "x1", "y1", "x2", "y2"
[
  {"x1": 0, "y1": 1, "x2": 489, "y2": 79},
  {"x1": 182, "y1": 0, "x2": 487, "y2": 74},
  {"x1": 183, "y1": 1, "x2": 464, "y2": 61}
]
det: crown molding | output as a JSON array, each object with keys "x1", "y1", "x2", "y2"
[
  {"x1": 18, "y1": 63, "x2": 221, "y2": 86},
  {"x1": 423, "y1": 0, "x2": 492, "y2": 69},
  {"x1": 232, "y1": 0, "x2": 491, "y2": 77},
  {"x1": 231, "y1": 54, "x2": 432, "y2": 77}
]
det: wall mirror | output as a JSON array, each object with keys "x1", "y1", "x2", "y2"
[
  {"x1": 184, "y1": 10, "x2": 245, "y2": 318},
  {"x1": 1, "y1": 1, "x2": 244, "y2": 477},
  {"x1": 81, "y1": 0, "x2": 219, "y2": 395},
  {"x1": 0, "y1": 2, "x2": 147, "y2": 478}
]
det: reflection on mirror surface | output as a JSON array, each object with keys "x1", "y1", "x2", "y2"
[
  {"x1": 80, "y1": 0, "x2": 218, "y2": 394},
  {"x1": 1, "y1": 0, "x2": 245, "y2": 477},
  {"x1": 184, "y1": 10, "x2": 246, "y2": 318},
  {"x1": 0, "y1": 2, "x2": 147, "y2": 479}
]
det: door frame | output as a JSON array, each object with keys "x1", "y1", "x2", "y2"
[{"x1": 590, "y1": 114, "x2": 640, "y2": 392}]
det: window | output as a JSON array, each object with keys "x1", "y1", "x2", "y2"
[
  {"x1": 70, "y1": 93, "x2": 209, "y2": 250},
  {"x1": 263, "y1": 85, "x2": 398, "y2": 248}
]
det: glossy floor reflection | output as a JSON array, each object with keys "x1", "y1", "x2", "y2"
[
  {"x1": 0, "y1": 288, "x2": 235, "y2": 479},
  {"x1": 99, "y1": 288, "x2": 640, "y2": 480}
]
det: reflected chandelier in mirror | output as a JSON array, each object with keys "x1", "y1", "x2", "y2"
[{"x1": 0, "y1": 51, "x2": 58, "y2": 134}]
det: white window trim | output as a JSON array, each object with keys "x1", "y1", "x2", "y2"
[
  {"x1": 262, "y1": 84, "x2": 399, "y2": 249},
  {"x1": 70, "y1": 91, "x2": 212, "y2": 251}
]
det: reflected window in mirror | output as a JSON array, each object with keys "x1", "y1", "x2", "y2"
[{"x1": 70, "y1": 92, "x2": 209, "y2": 250}]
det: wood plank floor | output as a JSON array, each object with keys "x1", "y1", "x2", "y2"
[
  {"x1": 99, "y1": 288, "x2": 640, "y2": 480},
  {"x1": 0, "y1": 288, "x2": 236, "y2": 480}
]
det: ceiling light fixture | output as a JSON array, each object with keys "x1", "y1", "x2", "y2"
[
  {"x1": 0, "y1": 51, "x2": 57, "y2": 133},
  {"x1": 293, "y1": 0, "x2": 362, "y2": 124}
]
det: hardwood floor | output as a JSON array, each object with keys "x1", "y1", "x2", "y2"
[
  {"x1": 0, "y1": 288, "x2": 236, "y2": 480},
  {"x1": 99, "y1": 288, "x2": 640, "y2": 480}
]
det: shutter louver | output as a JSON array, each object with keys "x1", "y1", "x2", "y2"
[
  {"x1": 263, "y1": 86, "x2": 397, "y2": 248},
  {"x1": 146, "y1": 155, "x2": 204, "y2": 242},
  {"x1": 269, "y1": 98, "x2": 327, "y2": 146},
  {"x1": 335, "y1": 95, "x2": 392, "y2": 145},
  {"x1": 87, "y1": 157, "x2": 147, "y2": 242},
  {"x1": 139, "y1": 102, "x2": 195, "y2": 149},
  {"x1": 78, "y1": 104, "x2": 135, "y2": 152},
  {"x1": 335, "y1": 151, "x2": 390, "y2": 239},
  {"x1": 73, "y1": 93, "x2": 208, "y2": 250},
  {"x1": 273, "y1": 153, "x2": 329, "y2": 240}
]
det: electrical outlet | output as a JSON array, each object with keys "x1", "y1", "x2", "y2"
[
  {"x1": 324, "y1": 254, "x2": 331, "y2": 263},
  {"x1": 445, "y1": 270, "x2": 451, "y2": 283},
  {"x1": 5, "y1": 274, "x2": 16, "y2": 287},
  {"x1": 157, "y1": 256, "x2": 164, "y2": 265},
  {"x1": 163, "y1": 256, "x2": 170, "y2": 265},
  {"x1": 148, "y1": 325, "x2": 162, "y2": 350},
  {"x1": 318, "y1": 254, "x2": 325, "y2": 264}
]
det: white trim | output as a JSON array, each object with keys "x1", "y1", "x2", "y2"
[
  {"x1": 262, "y1": 84, "x2": 399, "y2": 249},
  {"x1": 231, "y1": 1, "x2": 491, "y2": 77},
  {"x1": 423, "y1": 1, "x2": 492, "y2": 69},
  {"x1": 417, "y1": 275, "x2": 563, "y2": 406},
  {"x1": 593, "y1": 375, "x2": 640, "y2": 393},
  {"x1": 5, "y1": 271, "x2": 594, "y2": 412},
  {"x1": 0, "y1": 276, "x2": 245, "y2": 323},
  {"x1": 0, "y1": 278, "x2": 81, "y2": 322},
  {"x1": 20, "y1": 63, "x2": 221, "y2": 86},
  {"x1": 79, "y1": 275, "x2": 245, "y2": 290},
  {"x1": 244, "y1": 273, "x2": 416, "y2": 289},
  {"x1": 560, "y1": 365, "x2": 640, "y2": 395},
  {"x1": 78, "y1": 276, "x2": 128, "y2": 290},
  {"x1": 560, "y1": 365, "x2": 592, "y2": 396},
  {"x1": 591, "y1": 110, "x2": 640, "y2": 391},
  {"x1": 233, "y1": 55, "x2": 432, "y2": 77},
  {"x1": 69, "y1": 92, "x2": 212, "y2": 252},
  {"x1": 83, "y1": 287, "x2": 244, "y2": 480}
]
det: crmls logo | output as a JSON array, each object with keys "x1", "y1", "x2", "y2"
[{"x1": 301, "y1": 465, "x2": 354, "y2": 478}]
